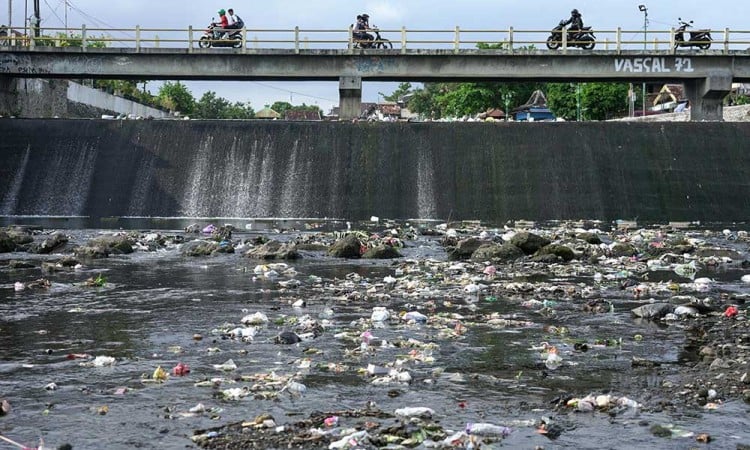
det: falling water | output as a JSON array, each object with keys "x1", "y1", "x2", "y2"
[
  {"x1": 0, "y1": 145, "x2": 30, "y2": 215},
  {"x1": 27, "y1": 142, "x2": 97, "y2": 216},
  {"x1": 181, "y1": 136, "x2": 215, "y2": 217},
  {"x1": 416, "y1": 146, "x2": 437, "y2": 219}
]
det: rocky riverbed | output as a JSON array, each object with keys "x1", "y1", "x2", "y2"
[{"x1": 1, "y1": 220, "x2": 750, "y2": 449}]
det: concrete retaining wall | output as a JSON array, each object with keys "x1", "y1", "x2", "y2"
[
  {"x1": 1, "y1": 119, "x2": 749, "y2": 223},
  {"x1": 0, "y1": 79, "x2": 169, "y2": 118}
]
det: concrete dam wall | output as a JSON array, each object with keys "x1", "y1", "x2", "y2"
[{"x1": 1, "y1": 119, "x2": 749, "y2": 223}]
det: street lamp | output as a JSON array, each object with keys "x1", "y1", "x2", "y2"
[{"x1": 639, "y1": 5, "x2": 648, "y2": 117}]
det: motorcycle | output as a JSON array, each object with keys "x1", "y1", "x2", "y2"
[
  {"x1": 353, "y1": 26, "x2": 392, "y2": 49},
  {"x1": 198, "y1": 20, "x2": 243, "y2": 49},
  {"x1": 674, "y1": 18, "x2": 711, "y2": 50},
  {"x1": 546, "y1": 20, "x2": 596, "y2": 50}
]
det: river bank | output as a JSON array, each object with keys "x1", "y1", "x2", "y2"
[{"x1": 1, "y1": 220, "x2": 750, "y2": 449}]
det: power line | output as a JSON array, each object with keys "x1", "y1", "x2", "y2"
[
  {"x1": 41, "y1": 0, "x2": 66, "y2": 29},
  {"x1": 250, "y1": 81, "x2": 337, "y2": 103}
]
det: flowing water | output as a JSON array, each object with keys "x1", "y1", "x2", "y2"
[{"x1": 1, "y1": 223, "x2": 750, "y2": 449}]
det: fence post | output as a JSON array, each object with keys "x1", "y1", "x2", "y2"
[
  {"x1": 401, "y1": 27, "x2": 406, "y2": 54},
  {"x1": 562, "y1": 26, "x2": 567, "y2": 54},
  {"x1": 136, "y1": 25, "x2": 141, "y2": 52},
  {"x1": 724, "y1": 28, "x2": 729, "y2": 54},
  {"x1": 293, "y1": 26, "x2": 301, "y2": 53},
  {"x1": 187, "y1": 25, "x2": 192, "y2": 53},
  {"x1": 454, "y1": 26, "x2": 459, "y2": 53},
  {"x1": 81, "y1": 24, "x2": 87, "y2": 51},
  {"x1": 669, "y1": 28, "x2": 675, "y2": 53},
  {"x1": 155, "y1": 35, "x2": 160, "y2": 48},
  {"x1": 347, "y1": 25, "x2": 354, "y2": 53},
  {"x1": 616, "y1": 27, "x2": 621, "y2": 54},
  {"x1": 241, "y1": 27, "x2": 247, "y2": 53},
  {"x1": 508, "y1": 26, "x2": 514, "y2": 50}
]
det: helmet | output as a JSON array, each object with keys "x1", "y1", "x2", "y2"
[
  {"x1": 571, "y1": 9, "x2": 580, "y2": 16},
  {"x1": 218, "y1": 9, "x2": 225, "y2": 15},
  {"x1": 362, "y1": 14, "x2": 369, "y2": 19}
]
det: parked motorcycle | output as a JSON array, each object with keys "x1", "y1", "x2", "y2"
[
  {"x1": 674, "y1": 18, "x2": 711, "y2": 50},
  {"x1": 198, "y1": 21, "x2": 243, "y2": 49},
  {"x1": 546, "y1": 20, "x2": 596, "y2": 50},
  {"x1": 353, "y1": 26, "x2": 392, "y2": 49}
]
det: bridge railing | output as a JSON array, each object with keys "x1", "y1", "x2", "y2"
[{"x1": 2, "y1": 25, "x2": 750, "y2": 53}]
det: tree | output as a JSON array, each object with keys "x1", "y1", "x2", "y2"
[
  {"x1": 158, "y1": 81, "x2": 195, "y2": 115},
  {"x1": 547, "y1": 82, "x2": 630, "y2": 121},
  {"x1": 193, "y1": 91, "x2": 254, "y2": 119},
  {"x1": 380, "y1": 82, "x2": 413, "y2": 102},
  {"x1": 546, "y1": 83, "x2": 578, "y2": 120},
  {"x1": 270, "y1": 101, "x2": 293, "y2": 116}
]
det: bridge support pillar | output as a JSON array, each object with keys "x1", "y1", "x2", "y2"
[
  {"x1": 684, "y1": 73, "x2": 732, "y2": 121},
  {"x1": 338, "y1": 76, "x2": 362, "y2": 121}
]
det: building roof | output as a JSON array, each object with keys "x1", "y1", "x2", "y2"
[
  {"x1": 653, "y1": 84, "x2": 686, "y2": 106},
  {"x1": 379, "y1": 103, "x2": 401, "y2": 116},
  {"x1": 479, "y1": 108, "x2": 506, "y2": 119},
  {"x1": 256, "y1": 106, "x2": 281, "y2": 119},
  {"x1": 284, "y1": 110, "x2": 322, "y2": 121},
  {"x1": 512, "y1": 90, "x2": 549, "y2": 112}
]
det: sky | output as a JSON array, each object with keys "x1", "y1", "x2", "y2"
[{"x1": 4, "y1": 0, "x2": 745, "y2": 113}]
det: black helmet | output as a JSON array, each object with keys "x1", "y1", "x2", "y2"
[
  {"x1": 356, "y1": 15, "x2": 362, "y2": 19},
  {"x1": 571, "y1": 9, "x2": 580, "y2": 16},
  {"x1": 362, "y1": 13, "x2": 369, "y2": 19}
]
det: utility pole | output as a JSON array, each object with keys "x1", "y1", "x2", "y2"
[
  {"x1": 7, "y1": 0, "x2": 11, "y2": 33},
  {"x1": 639, "y1": 5, "x2": 648, "y2": 117},
  {"x1": 32, "y1": 0, "x2": 38, "y2": 37}
]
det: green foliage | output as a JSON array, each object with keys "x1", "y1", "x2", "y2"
[
  {"x1": 193, "y1": 91, "x2": 254, "y2": 119},
  {"x1": 546, "y1": 83, "x2": 578, "y2": 120},
  {"x1": 547, "y1": 83, "x2": 630, "y2": 121},
  {"x1": 407, "y1": 81, "x2": 542, "y2": 119},
  {"x1": 158, "y1": 81, "x2": 195, "y2": 115},
  {"x1": 270, "y1": 101, "x2": 293, "y2": 116},
  {"x1": 402, "y1": 43, "x2": 543, "y2": 119},
  {"x1": 581, "y1": 83, "x2": 629, "y2": 120},
  {"x1": 379, "y1": 82, "x2": 413, "y2": 102},
  {"x1": 33, "y1": 32, "x2": 107, "y2": 48}
]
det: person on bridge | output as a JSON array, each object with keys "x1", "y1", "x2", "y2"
[
  {"x1": 213, "y1": 9, "x2": 229, "y2": 39},
  {"x1": 353, "y1": 14, "x2": 373, "y2": 45},
  {"x1": 226, "y1": 8, "x2": 244, "y2": 30},
  {"x1": 563, "y1": 9, "x2": 584, "y2": 32}
]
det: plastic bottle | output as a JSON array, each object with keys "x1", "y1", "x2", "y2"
[{"x1": 465, "y1": 422, "x2": 512, "y2": 437}]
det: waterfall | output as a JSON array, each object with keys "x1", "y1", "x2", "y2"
[
  {"x1": 27, "y1": 142, "x2": 96, "y2": 216},
  {"x1": 416, "y1": 147, "x2": 437, "y2": 219},
  {"x1": 1, "y1": 145, "x2": 30, "y2": 215}
]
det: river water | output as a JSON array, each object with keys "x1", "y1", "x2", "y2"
[{"x1": 1, "y1": 221, "x2": 750, "y2": 449}]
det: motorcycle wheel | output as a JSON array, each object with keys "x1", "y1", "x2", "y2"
[
  {"x1": 546, "y1": 35, "x2": 561, "y2": 50},
  {"x1": 582, "y1": 39, "x2": 595, "y2": 50},
  {"x1": 699, "y1": 42, "x2": 711, "y2": 50},
  {"x1": 231, "y1": 35, "x2": 242, "y2": 49},
  {"x1": 198, "y1": 36, "x2": 211, "y2": 49},
  {"x1": 376, "y1": 39, "x2": 393, "y2": 49}
]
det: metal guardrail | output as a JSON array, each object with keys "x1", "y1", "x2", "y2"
[{"x1": 1, "y1": 25, "x2": 750, "y2": 54}]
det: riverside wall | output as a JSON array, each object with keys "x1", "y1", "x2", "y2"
[{"x1": 1, "y1": 119, "x2": 749, "y2": 223}]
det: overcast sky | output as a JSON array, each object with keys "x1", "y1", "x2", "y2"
[{"x1": 5, "y1": 0, "x2": 744, "y2": 112}]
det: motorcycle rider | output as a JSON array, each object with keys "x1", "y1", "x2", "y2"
[
  {"x1": 563, "y1": 9, "x2": 584, "y2": 37},
  {"x1": 226, "y1": 8, "x2": 244, "y2": 31},
  {"x1": 353, "y1": 14, "x2": 374, "y2": 46},
  {"x1": 213, "y1": 9, "x2": 229, "y2": 39}
]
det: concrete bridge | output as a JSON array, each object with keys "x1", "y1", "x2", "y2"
[{"x1": 1, "y1": 47, "x2": 749, "y2": 120}]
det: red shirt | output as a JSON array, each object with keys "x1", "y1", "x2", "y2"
[{"x1": 217, "y1": 15, "x2": 229, "y2": 27}]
